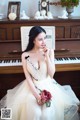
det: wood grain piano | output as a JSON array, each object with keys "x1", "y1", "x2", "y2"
[{"x1": 0, "y1": 18, "x2": 80, "y2": 100}]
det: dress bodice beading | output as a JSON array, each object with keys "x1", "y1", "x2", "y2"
[{"x1": 26, "y1": 57, "x2": 48, "y2": 81}]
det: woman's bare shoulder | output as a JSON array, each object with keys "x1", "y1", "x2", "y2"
[
  {"x1": 49, "y1": 49, "x2": 54, "y2": 54},
  {"x1": 21, "y1": 52, "x2": 29, "y2": 59}
]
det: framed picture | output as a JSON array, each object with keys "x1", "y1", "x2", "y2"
[{"x1": 7, "y1": 1, "x2": 21, "y2": 19}]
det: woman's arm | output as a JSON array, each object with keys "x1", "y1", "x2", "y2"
[
  {"x1": 44, "y1": 49, "x2": 55, "y2": 78},
  {"x1": 21, "y1": 53, "x2": 41, "y2": 103}
]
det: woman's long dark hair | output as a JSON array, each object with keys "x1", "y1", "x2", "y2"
[{"x1": 24, "y1": 26, "x2": 46, "y2": 52}]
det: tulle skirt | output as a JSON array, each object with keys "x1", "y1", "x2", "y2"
[{"x1": 0, "y1": 77, "x2": 80, "y2": 120}]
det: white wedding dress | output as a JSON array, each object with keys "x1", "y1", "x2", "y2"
[{"x1": 0, "y1": 56, "x2": 80, "y2": 120}]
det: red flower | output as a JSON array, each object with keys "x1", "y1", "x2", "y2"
[{"x1": 40, "y1": 90, "x2": 52, "y2": 107}]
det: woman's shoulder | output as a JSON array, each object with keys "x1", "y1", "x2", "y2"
[
  {"x1": 49, "y1": 49, "x2": 54, "y2": 54},
  {"x1": 21, "y1": 52, "x2": 29, "y2": 59}
]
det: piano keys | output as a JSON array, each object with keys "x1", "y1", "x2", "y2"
[
  {"x1": 0, "y1": 57, "x2": 80, "y2": 66},
  {"x1": 0, "y1": 59, "x2": 22, "y2": 66},
  {"x1": 0, "y1": 56, "x2": 80, "y2": 74},
  {"x1": 55, "y1": 57, "x2": 80, "y2": 64}
]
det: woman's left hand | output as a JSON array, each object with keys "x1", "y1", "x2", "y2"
[{"x1": 43, "y1": 46, "x2": 49, "y2": 57}]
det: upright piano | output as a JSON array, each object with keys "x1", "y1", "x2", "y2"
[{"x1": 0, "y1": 18, "x2": 80, "y2": 100}]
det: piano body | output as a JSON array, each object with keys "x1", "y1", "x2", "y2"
[{"x1": 0, "y1": 18, "x2": 80, "y2": 100}]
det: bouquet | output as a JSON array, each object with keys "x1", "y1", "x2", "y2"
[{"x1": 40, "y1": 90, "x2": 52, "y2": 107}]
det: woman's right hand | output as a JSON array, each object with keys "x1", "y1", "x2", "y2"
[
  {"x1": 37, "y1": 95, "x2": 47, "y2": 106},
  {"x1": 37, "y1": 99, "x2": 43, "y2": 105},
  {"x1": 37, "y1": 96, "x2": 45, "y2": 105}
]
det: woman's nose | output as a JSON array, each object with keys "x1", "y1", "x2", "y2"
[{"x1": 42, "y1": 39, "x2": 45, "y2": 44}]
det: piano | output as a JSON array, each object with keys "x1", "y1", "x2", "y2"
[
  {"x1": 0, "y1": 18, "x2": 80, "y2": 100},
  {"x1": 0, "y1": 49, "x2": 80, "y2": 74}
]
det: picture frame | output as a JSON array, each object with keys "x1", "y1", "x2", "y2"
[{"x1": 7, "y1": 1, "x2": 21, "y2": 19}]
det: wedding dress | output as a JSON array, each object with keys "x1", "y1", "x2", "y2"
[{"x1": 0, "y1": 56, "x2": 80, "y2": 120}]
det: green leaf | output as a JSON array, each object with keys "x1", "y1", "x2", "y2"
[{"x1": 46, "y1": 101, "x2": 51, "y2": 107}]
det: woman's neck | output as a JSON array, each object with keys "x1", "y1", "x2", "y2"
[{"x1": 31, "y1": 47, "x2": 43, "y2": 53}]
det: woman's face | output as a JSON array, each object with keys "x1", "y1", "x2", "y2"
[{"x1": 34, "y1": 32, "x2": 46, "y2": 49}]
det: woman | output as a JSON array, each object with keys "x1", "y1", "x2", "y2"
[{"x1": 0, "y1": 26, "x2": 80, "y2": 120}]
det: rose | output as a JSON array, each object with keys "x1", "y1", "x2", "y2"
[
  {"x1": 35, "y1": 86, "x2": 52, "y2": 107},
  {"x1": 41, "y1": 90, "x2": 52, "y2": 101},
  {"x1": 40, "y1": 90, "x2": 52, "y2": 107}
]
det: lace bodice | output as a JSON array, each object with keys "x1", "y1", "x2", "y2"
[{"x1": 26, "y1": 57, "x2": 48, "y2": 81}]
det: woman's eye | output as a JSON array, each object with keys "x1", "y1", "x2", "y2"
[
  {"x1": 38, "y1": 38, "x2": 43, "y2": 41},
  {"x1": 38, "y1": 36, "x2": 46, "y2": 41}
]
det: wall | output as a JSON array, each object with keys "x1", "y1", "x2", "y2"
[{"x1": 0, "y1": 0, "x2": 80, "y2": 18}]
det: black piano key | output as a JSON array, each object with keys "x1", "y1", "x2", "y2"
[
  {"x1": 12, "y1": 60, "x2": 16, "y2": 63},
  {"x1": 56, "y1": 58, "x2": 63, "y2": 61},
  {"x1": 64, "y1": 57, "x2": 69, "y2": 60},
  {"x1": 0, "y1": 60, "x2": 2, "y2": 63},
  {"x1": 69, "y1": 57, "x2": 76, "y2": 60},
  {"x1": 77, "y1": 57, "x2": 80, "y2": 60},
  {"x1": 3, "y1": 60, "x2": 11, "y2": 63},
  {"x1": 18, "y1": 59, "x2": 21, "y2": 62}
]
